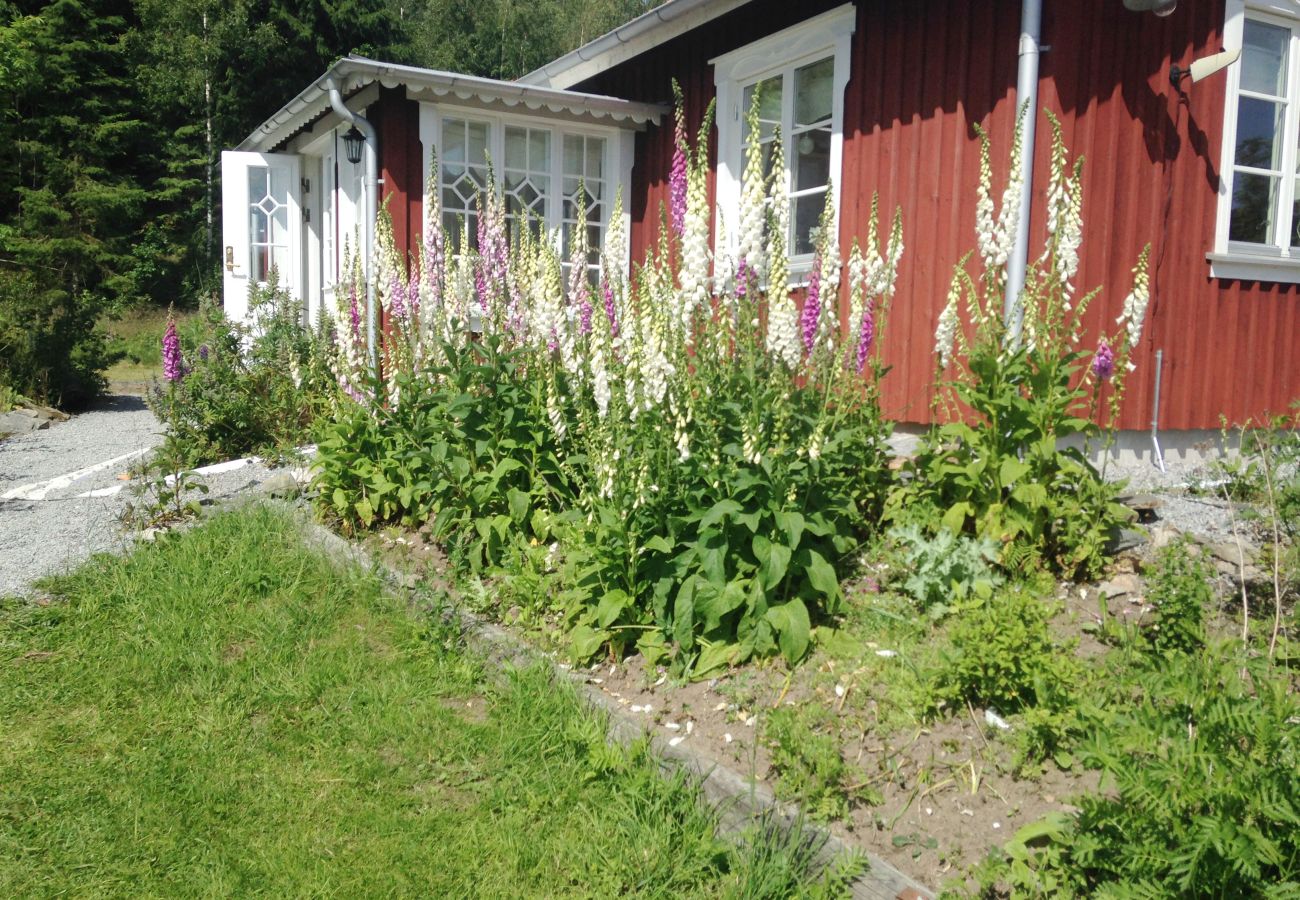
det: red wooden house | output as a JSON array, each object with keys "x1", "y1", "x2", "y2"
[{"x1": 222, "y1": 0, "x2": 1300, "y2": 456}]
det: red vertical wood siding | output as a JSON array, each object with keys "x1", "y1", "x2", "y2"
[
  {"x1": 372, "y1": 87, "x2": 424, "y2": 267},
  {"x1": 571, "y1": 0, "x2": 1300, "y2": 430}
]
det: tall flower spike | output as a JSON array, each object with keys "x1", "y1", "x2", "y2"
[
  {"x1": 162, "y1": 313, "x2": 184, "y2": 382},
  {"x1": 934, "y1": 274, "x2": 962, "y2": 370},
  {"x1": 670, "y1": 79, "x2": 688, "y2": 237},
  {"x1": 1116, "y1": 244, "x2": 1152, "y2": 358},
  {"x1": 737, "y1": 87, "x2": 769, "y2": 281}
]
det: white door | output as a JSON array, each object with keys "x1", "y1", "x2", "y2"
[{"x1": 221, "y1": 151, "x2": 303, "y2": 323}]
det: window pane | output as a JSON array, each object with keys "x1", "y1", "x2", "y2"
[
  {"x1": 504, "y1": 126, "x2": 527, "y2": 170},
  {"x1": 1229, "y1": 172, "x2": 1278, "y2": 244},
  {"x1": 249, "y1": 167, "x2": 268, "y2": 205},
  {"x1": 793, "y1": 127, "x2": 832, "y2": 192},
  {"x1": 250, "y1": 208, "x2": 268, "y2": 244},
  {"x1": 564, "y1": 135, "x2": 582, "y2": 176},
  {"x1": 1242, "y1": 20, "x2": 1289, "y2": 97},
  {"x1": 794, "y1": 57, "x2": 834, "y2": 125},
  {"x1": 270, "y1": 203, "x2": 288, "y2": 245},
  {"x1": 793, "y1": 192, "x2": 826, "y2": 256},
  {"x1": 468, "y1": 122, "x2": 489, "y2": 165},
  {"x1": 252, "y1": 245, "x2": 269, "y2": 283},
  {"x1": 530, "y1": 129, "x2": 550, "y2": 169},
  {"x1": 1236, "y1": 96, "x2": 1285, "y2": 170},
  {"x1": 442, "y1": 119, "x2": 466, "y2": 165},
  {"x1": 269, "y1": 166, "x2": 289, "y2": 203},
  {"x1": 743, "y1": 76, "x2": 783, "y2": 148},
  {"x1": 586, "y1": 137, "x2": 605, "y2": 180}
]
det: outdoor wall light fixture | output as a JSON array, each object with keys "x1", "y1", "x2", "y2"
[
  {"x1": 342, "y1": 126, "x2": 366, "y2": 165},
  {"x1": 1170, "y1": 48, "x2": 1242, "y2": 88},
  {"x1": 1123, "y1": 0, "x2": 1177, "y2": 16}
]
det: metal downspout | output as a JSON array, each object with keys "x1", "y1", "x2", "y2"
[
  {"x1": 1005, "y1": 0, "x2": 1042, "y2": 342},
  {"x1": 325, "y1": 81, "x2": 380, "y2": 376}
]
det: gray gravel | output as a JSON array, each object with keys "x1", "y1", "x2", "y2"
[{"x1": 0, "y1": 395, "x2": 291, "y2": 596}]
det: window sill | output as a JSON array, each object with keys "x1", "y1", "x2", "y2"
[{"x1": 1207, "y1": 251, "x2": 1300, "y2": 284}]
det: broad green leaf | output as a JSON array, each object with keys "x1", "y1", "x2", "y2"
[
  {"x1": 941, "y1": 502, "x2": 972, "y2": 534},
  {"x1": 700, "y1": 499, "x2": 743, "y2": 529},
  {"x1": 999, "y1": 458, "x2": 1031, "y2": 486},
  {"x1": 643, "y1": 535, "x2": 674, "y2": 554},
  {"x1": 765, "y1": 599, "x2": 811, "y2": 663},
  {"x1": 803, "y1": 549, "x2": 840, "y2": 600},
  {"x1": 596, "y1": 590, "x2": 629, "y2": 628},
  {"x1": 569, "y1": 624, "x2": 608, "y2": 662},
  {"x1": 774, "y1": 510, "x2": 805, "y2": 550},
  {"x1": 693, "y1": 641, "x2": 736, "y2": 678},
  {"x1": 673, "y1": 579, "x2": 697, "y2": 650},
  {"x1": 507, "y1": 487, "x2": 530, "y2": 523}
]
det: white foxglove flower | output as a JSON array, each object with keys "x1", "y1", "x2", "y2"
[{"x1": 934, "y1": 279, "x2": 961, "y2": 369}]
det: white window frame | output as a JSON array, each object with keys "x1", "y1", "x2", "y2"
[
  {"x1": 712, "y1": 3, "x2": 855, "y2": 282},
  {"x1": 1211, "y1": 0, "x2": 1300, "y2": 282},
  {"x1": 417, "y1": 102, "x2": 635, "y2": 274}
]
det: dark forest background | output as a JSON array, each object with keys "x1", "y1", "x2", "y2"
[{"x1": 0, "y1": 0, "x2": 653, "y2": 404}]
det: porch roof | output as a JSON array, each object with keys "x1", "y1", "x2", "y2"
[{"x1": 238, "y1": 56, "x2": 669, "y2": 153}]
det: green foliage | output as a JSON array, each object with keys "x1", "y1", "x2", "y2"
[
  {"x1": 981, "y1": 648, "x2": 1300, "y2": 897},
  {"x1": 117, "y1": 462, "x2": 209, "y2": 530},
  {"x1": 765, "y1": 705, "x2": 870, "y2": 822},
  {"x1": 889, "y1": 524, "x2": 1002, "y2": 617},
  {"x1": 313, "y1": 333, "x2": 569, "y2": 570},
  {"x1": 887, "y1": 112, "x2": 1141, "y2": 581},
  {"x1": 927, "y1": 589, "x2": 1084, "y2": 769},
  {"x1": 0, "y1": 268, "x2": 119, "y2": 406},
  {"x1": 1143, "y1": 537, "x2": 1210, "y2": 655},
  {"x1": 147, "y1": 279, "x2": 333, "y2": 467}
]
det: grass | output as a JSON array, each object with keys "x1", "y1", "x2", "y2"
[{"x1": 0, "y1": 504, "x2": 859, "y2": 898}]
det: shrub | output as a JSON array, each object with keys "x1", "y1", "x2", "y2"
[
  {"x1": 0, "y1": 268, "x2": 118, "y2": 407},
  {"x1": 887, "y1": 112, "x2": 1142, "y2": 581},
  {"x1": 147, "y1": 279, "x2": 334, "y2": 468},
  {"x1": 1143, "y1": 537, "x2": 1211, "y2": 655}
]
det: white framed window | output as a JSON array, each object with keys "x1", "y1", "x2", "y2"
[
  {"x1": 712, "y1": 3, "x2": 855, "y2": 278},
  {"x1": 420, "y1": 104, "x2": 627, "y2": 276},
  {"x1": 1211, "y1": 0, "x2": 1300, "y2": 282}
]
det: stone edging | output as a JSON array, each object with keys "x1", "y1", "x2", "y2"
[{"x1": 288, "y1": 504, "x2": 935, "y2": 900}]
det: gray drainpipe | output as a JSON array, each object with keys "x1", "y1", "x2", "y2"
[
  {"x1": 325, "y1": 79, "x2": 380, "y2": 377},
  {"x1": 1005, "y1": 0, "x2": 1042, "y2": 343}
]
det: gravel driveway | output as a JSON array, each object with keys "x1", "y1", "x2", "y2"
[{"x1": 0, "y1": 395, "x2": 164, "y2": 595}]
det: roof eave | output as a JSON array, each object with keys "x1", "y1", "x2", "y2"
[{"x1": 519, "y1": 0, "x2": 754, "y2": 90}]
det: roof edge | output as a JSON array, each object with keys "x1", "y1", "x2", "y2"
[
  {"x1": 519, "y1": 0, "x2": 753, "y2": 90},
  {"x1": 237, "y1": 56, "x2": 669, "y2": 153}
]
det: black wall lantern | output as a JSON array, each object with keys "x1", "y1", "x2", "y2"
[{"x1": 342, "y1": 126, "x2": 365, "y2": 165}]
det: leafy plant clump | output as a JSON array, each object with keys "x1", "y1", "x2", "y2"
[
  {"x1": 889, "y1": 524, "x2": 1002, "y2": 617},
  {"x1": 985, "y1": 649, "x2": 1300, "y2": 897},
  {"x1": 887, "y1": 112, "x2": 1144, "y2": 581},
  {"x1": 764, "y1": 705, "x2": 870, "y2": 822},
  {"x1": 147, "y1": 279, "x2": 335, "y2": 468},
  {"x1": 1143, "y1": 537, "x2": 1211, "y2": 655}
]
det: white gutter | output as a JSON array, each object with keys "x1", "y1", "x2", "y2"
[
  {"x1": 325, "y1": 81, "x2": 380, "y2": 376},
  {"x1": 1005, "y1": 0, "x2": 1042, "y2": 344},
  {"x1": 520, "y1": 0, "x2": 752, "y2": 89}
]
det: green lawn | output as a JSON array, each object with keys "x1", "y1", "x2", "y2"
[{"x1": 0, "y1": 505, "x2": 853, "y2": 898}]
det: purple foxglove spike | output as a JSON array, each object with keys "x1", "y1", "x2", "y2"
[
  {"x1": 162, "y1": 318, "x2": 184, "y2": 382},
  {"x1": 1092, "y1": 339, "x2": 1116, "y2": 381},
  {"x1": 390, "y1": 273, "x2": 406, "y2": 319},
  {"x1": 800, "y1": 263, "x2": 821, "y2": 355},
  {"x1": 579, "y1": 298, "x2": 594, "y2": 336},
  {"x1": 670, "y1": 143, "x2": 687, "y2": 236},
  {"x1": 736, "y1": 257, "x2": 748, "y2": 299},
  {"x1": 349, "y1": 283, "x2": 362, "y2": 339},
  {"x1": 856, "y1": 302, "x2": 875, "y2": 374},
  {"x1": 602, "y1": 280, "x2": 618, "y2": 336}
]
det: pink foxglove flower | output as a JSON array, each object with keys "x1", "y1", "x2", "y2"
[
  {"x1": 602, "y1": 279, "x2": 618, "y2": 336},
  {"x1": 579, "y1": 297, "x2": 594, "y2": 336},
  {"x1": 670, "y1": 85, "x2": 688, "y2": 236},
  {"x1": 856, "y1": 301, "x2": 874, "y2": 374},
  {"x1": 800, "y1": 262, "x2": 821, "y2": 355},
  {"x1": 736, "y1": 257, "x2": 748, "y2": 299},
  {"x1": 162, "y1": 317, "x2": 184, "y2": 382},
  {"x1": 348, "y1": 282, "x2": 362, "y2": 340},
  {"x1": 389, "y1": 272, "x2": 406, "y2": 320},
  {"x1": 1092, "y1": 339, "x2": 1116, "y2": 381}
]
